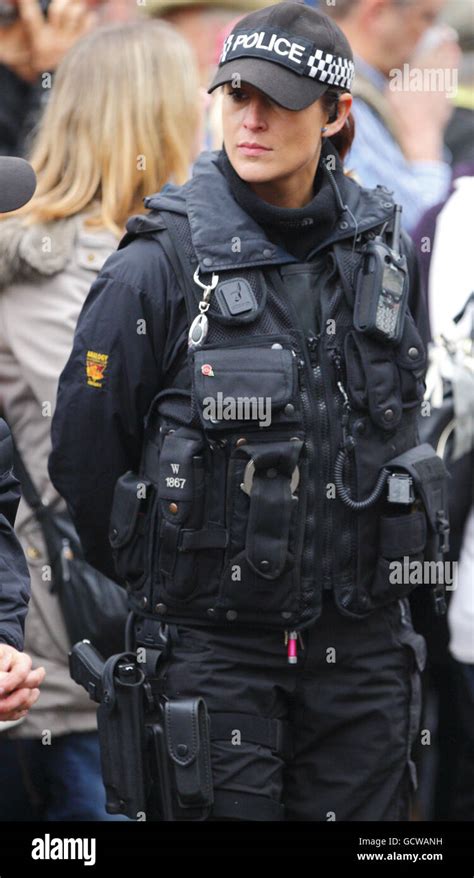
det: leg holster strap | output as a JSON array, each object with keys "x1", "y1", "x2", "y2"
[
  {"x1": 211, "y1": 789, "x2": 285, "y2": 821},
  {"x1": 210, "y1": 712, "x2": 293, "y2": 762}
]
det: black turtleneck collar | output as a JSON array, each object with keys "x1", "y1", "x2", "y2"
[{"x1": 216, "y1": 139, "x2": 346, "y2": 261}]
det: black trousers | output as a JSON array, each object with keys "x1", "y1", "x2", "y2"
[{"x1": 150, "y1": 593, "x2": 426, "y2": 821}]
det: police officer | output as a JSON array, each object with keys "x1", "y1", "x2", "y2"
[
  {"x1": 50, "y1": 3, "x2": 448, "y2": 821},
  {"x1": 0, "y1": 419, "x2": 45, "y2": 722}
]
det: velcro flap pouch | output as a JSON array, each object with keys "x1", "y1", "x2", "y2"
[
  {"x1": 241, "y1": 438, "x2": 303, "y2": 579},
  {"x1": 385, "y1": 443, "x2": 450, "y2": 553},
  {"x1": 396, "y1": 312, "x2": 427, "y2": 407},
  {"x1": 192, "y1": 345, "x2": 298, "y2": 430},
  {"x1": 164, "y1": 698, "x2": 214, "y2": 808},
  {"x1": 345, "y1": 330, "x2": 401, "y2": 429},
  {"x1": 158, "y1": 429, "x2": 204, "y2": 525},
  {"x1": 158, "y1": 429, "x2": 205, "y2": 577},
  {"x1": 109, "y1": 472, "x2": 151, "y2": 549}
]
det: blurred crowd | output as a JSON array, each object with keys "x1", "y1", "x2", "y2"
[{"x1": 0, "y1": 0, "x2": 472, "y2": 822}]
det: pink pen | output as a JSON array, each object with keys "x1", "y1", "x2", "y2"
[{"x1": 287, "y1": 630, "x2": 298, "y2": 665}]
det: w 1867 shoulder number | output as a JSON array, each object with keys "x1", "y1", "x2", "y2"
[{"x1": 165, "y1": 477, "x2": 186, "y2": 489}]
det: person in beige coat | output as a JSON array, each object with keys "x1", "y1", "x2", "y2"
[{"x1": 0, "y1": 19, "x2": 199, "y2": 820}]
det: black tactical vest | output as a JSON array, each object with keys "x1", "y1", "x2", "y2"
[{"x1": 109, "y1": 208, "x2": 449, "y2": 632}]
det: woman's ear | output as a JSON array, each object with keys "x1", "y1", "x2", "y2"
[{"x1": 324, "y1": 93, "x2": 353, "y2": 137}]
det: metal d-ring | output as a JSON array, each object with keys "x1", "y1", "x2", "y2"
[
  {"x1": 188, "y1": 267, "x2": 220, "y2": 350},
  {"x1": 240, "y1": 460, "x2": 300, "y2": 498},
  {"x1": 193, "y1": 266, "x2": 219, "y2": 300}
]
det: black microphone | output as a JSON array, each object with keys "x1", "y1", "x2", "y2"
[{"x1": 0, "y1": 157, "x2": 37, "y2": 213}]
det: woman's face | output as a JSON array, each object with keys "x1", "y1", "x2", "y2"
[{"x1": 222, "y1": 82, "x2": 328, "y2": 189}]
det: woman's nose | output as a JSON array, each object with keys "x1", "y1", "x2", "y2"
[{"x1": 243, "y1": 97, "x2": 267, "y2": 129}]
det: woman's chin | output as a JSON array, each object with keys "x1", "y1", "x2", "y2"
[{"x1": 231, "y1": 155, "x2": 276, "y2": 184}]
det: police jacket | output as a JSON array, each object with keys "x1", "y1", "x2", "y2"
[
  {"x1": 0, "y1": 419, "x2": 30, "y2": 650},
  {"x1": 49, "y1": 143, "x2": 449, "y2": 633}
]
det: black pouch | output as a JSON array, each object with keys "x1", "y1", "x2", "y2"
[
  {"x1": 189, "y1": 341, "x2": 306, "y2": 621},
  {"x1": 192, "y1": 341, "x2": 300, "y2": 431},
  {"x1": 370, "y1": 444, "x2": 450, "y2": 606},
  {"x1": 109, "y1": 472, "x2": 154, "y2": 589},
  {"x1": 217, "y1": 432, "x2": 306, "y2": 620},
  {"x1": 164, "y1": 697, "x2": 214, "y2": 815},
  {"x1": 344, "y1": 314, "x2": 426, "y2": 431},
  {"x1": 385, "y1": 443, "x2": 450, "y2": 559},
  {"x1": 157, "y1": 427, "x2": 225, "y2": 602},
  {"x1": 344, "y1": 330, "x2": 402, "y2": 429},
  {"x1": 395, "y1": 313, "x2": 427, "y2": 409}
]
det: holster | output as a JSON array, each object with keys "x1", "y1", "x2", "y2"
[{"x1": 69, "y1": 641, "x2": 214, "y2": 821}]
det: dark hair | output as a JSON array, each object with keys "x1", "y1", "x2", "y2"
[{"x1": 320, "y1": 87, "x2": 355, "y2": 162}]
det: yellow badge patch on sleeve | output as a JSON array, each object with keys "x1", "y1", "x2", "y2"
[{"x1": 86, "y1": 350, "x2": 108, "y2": 388}]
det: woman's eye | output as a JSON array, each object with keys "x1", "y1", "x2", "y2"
[{"x1": 229, "y1": 89, "x2": 247, "y2": 102}]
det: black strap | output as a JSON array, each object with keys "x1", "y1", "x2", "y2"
[
  {"x1": 211, "y1": 788, "x2": 285, "y2": 821},
  {"x1": 154, "y1": 214, "x2": 266, "y2": 330},
  {"x1": 10, "y1": 437, "x2": 77, "y2": 572},
  {"x1": 210, "y1": 711, "x2": 293, "y2": 761},
  {"x1": 11, "y1": 439, "x2": 44, "y2": 513},
  {"x1": 153, "y1": 218, "x2": 201, "y2": 330},
  {"x1": 179, "y1": 525, "x2": 228, "y2": 551}
]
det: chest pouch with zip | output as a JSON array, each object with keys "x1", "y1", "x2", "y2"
[{"x1": 354, "y1": 238, "x2": 409, "y2": 344}]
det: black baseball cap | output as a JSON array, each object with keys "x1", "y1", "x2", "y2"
[{"x1": 208, "y1": 1, "x2": 354, "y2": 110}]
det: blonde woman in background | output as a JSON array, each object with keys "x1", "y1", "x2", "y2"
[{"x1": 0, "y1": 20, "x2": 200, "y2": 820}]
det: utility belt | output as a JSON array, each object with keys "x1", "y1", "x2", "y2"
[{"x1": 69, "y1": 632, "x2": 292, "y2": 820}]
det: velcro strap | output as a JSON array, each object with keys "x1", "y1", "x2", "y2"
[
  {"x1": 210, "y1": 712, "x2": 293, "y2": 761},
  {"x1": 159, "y1": 519, "x2": 180, "y2": 576},
  {"x1": 211, "y1": 788, "x2": 285, "y2": 821},
  {"x1": 179, "y1": 525, "x2": 228, "y2": 551}
]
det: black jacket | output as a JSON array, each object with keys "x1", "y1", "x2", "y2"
[
  {"x1": 49, "y1": 147, "x2": 432, "y2": 628},
  {"x1": 0, "y1": 419, "x2": 30, "y2": 650}
]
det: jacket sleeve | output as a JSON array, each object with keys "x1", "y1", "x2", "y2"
[
  {"x1": 48, "y1": 236, "x2": 181, "y2": 580},
  {"x1": 0, "y1": 421, "x2": 30, "y2": 651}
]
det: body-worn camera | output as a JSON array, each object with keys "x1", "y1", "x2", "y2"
[{"x1": 354, "y1": 206, "x2": 409, "y2": 344}]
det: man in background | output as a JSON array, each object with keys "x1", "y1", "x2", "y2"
[{"x1": 324, "y1": 0, "x2": 459, "y2": 232}]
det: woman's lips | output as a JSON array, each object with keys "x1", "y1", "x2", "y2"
[{"x1": 237, "y1": 144, "x2": 272, "y2": 156}]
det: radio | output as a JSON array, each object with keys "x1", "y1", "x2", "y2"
[{"x1": 354, "y1": 205, "x2": 409, "y2": 344}]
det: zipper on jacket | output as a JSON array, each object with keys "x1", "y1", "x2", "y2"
[
  {"x1": 327, "y1": 344, "x2": 357, "y2": 584},
  {"x1": 307, "y1": 334, "x2": 333, "y2": 591},
  {"x1": 294, "y1": 352, "x2": 317, "y2": 599}
]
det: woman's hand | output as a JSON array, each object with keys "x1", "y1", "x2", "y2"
[
  {"x1": 0, "y1": 15, "x2": 33, "y2": 80},
  {"x1": 0, "y1": 644, "x2": 45, "y2": 722}
]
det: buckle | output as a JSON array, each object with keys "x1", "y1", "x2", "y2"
[{"x1": 240, "y1": 459, "x2": 300, "y2": 498}]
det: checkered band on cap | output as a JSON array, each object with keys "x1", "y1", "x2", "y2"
[
  {"x1": 306, "y1": 49, "x2": 354, "y2": 90},
  {"x1": 218, "y1": 27, "x2": 355, "y2": 92}
]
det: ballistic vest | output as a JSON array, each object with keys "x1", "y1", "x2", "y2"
[{"x1": 109, "y1": 195, "x2": 448, "y2": 632}]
